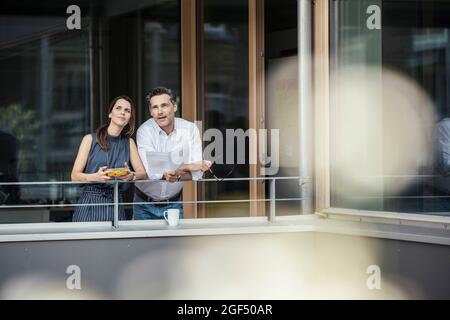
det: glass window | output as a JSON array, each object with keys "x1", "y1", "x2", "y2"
[
  {"x1": 0, "y1": 0, "x2": 183, "y2": 223},
  {"x1": 104, "y1": 0, "x2": 181, "y2": 123},
  {"x1": 265, "y1": 0, "x2": 299, "y2": 215},
  {"x1": 198, "y1": 0, "x2": 301, "y2": 218},
  {"x1": 142, "y1": 0, "x2": 181, "y2": 117},
  {"x1": 331, "y1": 0, "x2": 450, "y2": 216},
  {"x1": 200, "y1": 0, "x2": 250, "y2": 218},
  {"x1": 0, "y1": 7, "x2": 91, "y2": 220}
]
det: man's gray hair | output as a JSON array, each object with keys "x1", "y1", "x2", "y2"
[{"x1": 146, "y1": 87, "x2": 177, "y2": 106}]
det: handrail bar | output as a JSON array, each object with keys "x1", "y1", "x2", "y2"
[
  {"x1": 0, "y1": 176, "x2": 308, "y2": 223},
  {"x1": 0, "y1": 198, "x2": 307, "y2": 210},
  {"x1": 0, "y1": 176, "x2": 301, "y2": 186}
]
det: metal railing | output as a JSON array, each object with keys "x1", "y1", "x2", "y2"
[{"x1": 0, "y1": 176, "x2": 307, "y2": 228}]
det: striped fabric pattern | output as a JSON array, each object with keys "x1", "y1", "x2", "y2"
[{"x1": 72, "y1": 185, "x2": 126, "y2": 222}]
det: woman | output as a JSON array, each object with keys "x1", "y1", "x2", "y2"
[{"x1": 71, "y1": 95, "x2": 147, "y2": 222}]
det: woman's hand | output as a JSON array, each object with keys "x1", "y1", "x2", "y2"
[
  {"x1": 89, "y1": 166, "x2": 111, "y2": 182},
  {"x1": 117, "y1": 162, "x2": 136, "y2": 181}
]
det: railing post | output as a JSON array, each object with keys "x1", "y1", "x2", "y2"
[
  {"x1": 269, "y1": 178, "x2": 276, "y2": 222},
  {"x1": 113, "y1": 180, "x2": 119, "y2": 229},
  {"x1": 298, "y1": 0, "x2": 314, "y2": 215}
]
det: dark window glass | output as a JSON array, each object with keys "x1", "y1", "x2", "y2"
[
  {"x1": 0, "y1": 0, "x2": 182, "y2": 223},
  {"x1": 0, "y1": 9, "x2": 90, "y2": 216},
  {"x1": 142, "y1": 1, "x2": 181, "y2": 117},
  {"x1": 201, "y1": 0, "x2": 249, "y2": 217}
]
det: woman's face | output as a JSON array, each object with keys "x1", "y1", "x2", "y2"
[{"x1": 109, "y1": 98, "x2": 132, "y2": 128}]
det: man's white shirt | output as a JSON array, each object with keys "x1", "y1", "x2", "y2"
[{"x1": 135, "y1": 117, "x2": 203, "y2": 200}]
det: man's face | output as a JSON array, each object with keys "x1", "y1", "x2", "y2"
[{"x1": 149, "y1": 94, "x2": 177, "y2": 132}]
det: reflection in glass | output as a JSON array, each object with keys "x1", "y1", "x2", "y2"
[
  {"x1": 0, "y1": 1, "x2": 183, "y2": 223},
  {"x1": 0, "y1": 13, "x2": 90, "y2": 213},
  {"x1": 331, "y1": 0, "x2": 450, "y2": 216}
]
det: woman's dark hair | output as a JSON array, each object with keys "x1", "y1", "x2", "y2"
[
  {"x1": 146, "y1": 86, "x2": 177, "y2": 107},
  {"x1": 96, "y1": 95, "x2": 135, "y2": 150}
]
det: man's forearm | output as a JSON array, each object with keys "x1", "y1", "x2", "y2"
[
  {"x1": 176, "y1": 169, "x2": 192, "y2": 181},
  {"x1": 178, "y1": 163, "x2": 197, "y2": 172},
  {"x1": 175, "y1": 161, "x2": 210, "y2": 181},
  {"x1": 175, "y1": 164, "x2": 194, "y2": 179}
]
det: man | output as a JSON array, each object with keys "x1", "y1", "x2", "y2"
[{"x1": 134, "y1": 86, "x2": 211, "y2": 219}]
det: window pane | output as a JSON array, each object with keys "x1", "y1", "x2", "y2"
[
  {"x1": 331, "y1": 0, "x2": 450, "y2": 216},
  {"x1": 201, "y1": 0, "x2": 249, "y2": 218},
  {"x1": 265, "y1": 0, "x2": 299, "y2": 215},
  {"x1": 0, "y1": 1, "x2": 183, "y2": 223},
  {"x1": 0, "y1": 10, "x2": 90, "y2": 215},
  {"x1": 142, "y1": 0, "x2": 181, "y2": 116}
]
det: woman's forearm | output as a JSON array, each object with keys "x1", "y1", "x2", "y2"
[
  {"x1": 71, "y1": 172, "x2": 94, "y2": 182},
  {"x1": 134, "y1": 170, "x2": 148, "y2": 180}
]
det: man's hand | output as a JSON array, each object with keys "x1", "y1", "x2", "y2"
[
  {"x1": 163, "y1": 170, "x2": 178, "y2": 183},
  {"x1": 178, "y1": 160, "x2": 212, "y2": 173},
  {"x1": 199, "y1": 160, "x2": 212, "y2": 172}
]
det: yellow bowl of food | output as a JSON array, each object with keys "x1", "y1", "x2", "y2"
[{"x1": 106, "y1": 168, "x2": 129, "y2": 177}]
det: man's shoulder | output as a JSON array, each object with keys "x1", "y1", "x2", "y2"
[
  {"x1": 137, "y1": 118, "x2": 157, "y2": 133},
  {"x1": 175, "y1": 117, "x2": 198, "y2": 131},
  {"x1": 438, "y1": 118, "x2": 450, "y2": 132},
  {"x1": 439, "y1": 118, "x2": 450, "y2": 126}
]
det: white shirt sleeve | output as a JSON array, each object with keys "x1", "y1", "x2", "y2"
[
  {"x1": 190, "y1": 124, "x2": 203, "y2": 181},
  {"x1": 137, "y1": 125, "x2": 163, "y2": 180}
]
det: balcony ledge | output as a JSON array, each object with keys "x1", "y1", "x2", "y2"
[{"x1": 0, "y1": 213, "x2": 449, "y2": 245}]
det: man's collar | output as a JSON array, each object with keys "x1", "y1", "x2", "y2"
[
  {"x1": 151, "y1": 117, "x2": 177, "y2": 135},
  {"x1": 173, "y1": 118, "x2": 178, "y2": 133},
  {"x1": 150, "y1": 118, "x2": 163, "y2": 134}
]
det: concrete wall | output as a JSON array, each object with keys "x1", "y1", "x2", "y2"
[{"x1": 0, "y1": 231, "x2": 449, "y2": 299}]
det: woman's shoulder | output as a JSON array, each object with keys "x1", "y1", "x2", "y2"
[
  {"x1": 81, "y1": 133, "x2": 94, "y2": 144},
  {"x1": 128, "y1": 137, "x2": 137, "y2": 146},
  {"x1": 80, "y1": 133, "x2": 97, "y2": 151},
  {"x1": 75, "y1": 134, "x2": 95, "y2": 154}
]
